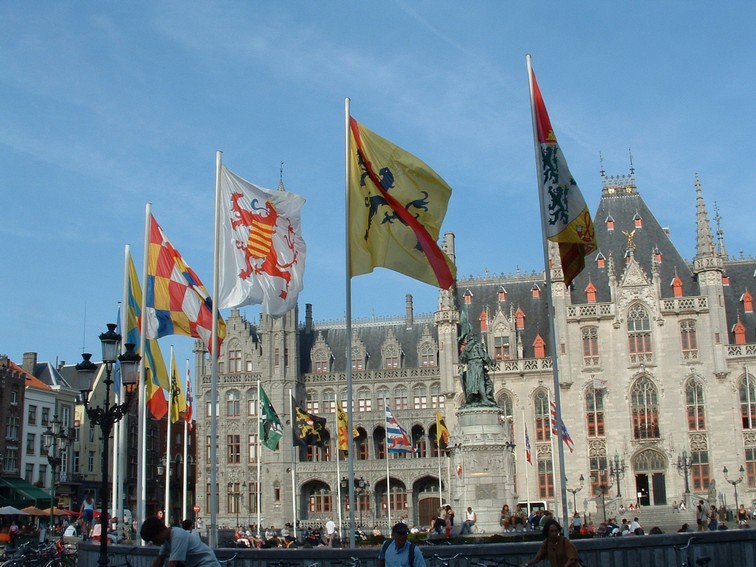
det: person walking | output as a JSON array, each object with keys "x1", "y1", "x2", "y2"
[
  {"x1": 140, "y1": 516, "x2": 221, "y2": 567},
  {"x1": 80, "y1": 492, "x2": 95, "y2": 540},
  {"x1": 521, "y1": 519, "x2": 581, "y2": 567},
  {"x1": 377, "y1": 522, "x2": 426, "y2": 567}
]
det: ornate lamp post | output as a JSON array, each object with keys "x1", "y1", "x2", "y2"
[
  {"x1": 591, "y1": 472, "x2": 613, "y2": 522},
  {"x1": 566, "y1": 475, "x2": 585, "y2": 513},
  {"x1": 341, "y1": 476, "x2": 370, "y2": 532},
  {"x1": 609, "y1": 452, "x2": 627, "y2": 498},
  {"x1": 677, "y1": 451, "x2": 693, "y2": 506},
  {"x1": 76, "y1": 325, "x2": 140, "y2": 567},
  {"x1": 723, "y1": 465, "x2": 745, "y2": 513},
  {"x1": 43, "y1": 414, "x2": 76, "y2": 532}
]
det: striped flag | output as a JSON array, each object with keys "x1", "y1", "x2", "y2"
[
  {"x1": 385, "y1": 404, "x2": 415, "y2": 454},
  {"x1": 525, "y1": 425, "x2": 532, "y2": 465},
  {"x1": 550, "y1": 401, "x2": 575, "y2": 453}
]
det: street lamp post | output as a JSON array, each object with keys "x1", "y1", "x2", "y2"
[
  {"x1": 677, "y1": 451, "x2": 693, "y2": 507},
  {"x1": 723, "y1": 465, "x2": 745, "y2": 513},
  {"x1": 565, "y1": 475, "x2": 585, "y2": 513},
  {"x1": 591, "y1": 472, "x2": 612, "y2": 522},
  {"x1": 75, "y1": 325, "x2": 140, "y2": 567},
  {"x1": 43, "y1": 414, "x2": 75, "y2": 534},
  {"x1": 609, "y1": 453, "x2": 627, "y2": 498},
  {"x1": 341, "y1": 476, "x2": 370, "y2": 537}
]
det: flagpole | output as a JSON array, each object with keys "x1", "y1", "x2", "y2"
[
  {"x1": 257, "y1": 378, "x2": 262, "y2": 535},
  {"x1": 209, "y1": 150, "x2": 223, "y2": 547},
  {"x1": 528, "y1": 53, "x2": 575, "y2": 535},
  {"x1": 344, "y1": 96, "x2": 356, "y2": 548},
  {"x1": 165, "y1": 347, "x2": 174, "y2": 522},
  {"x1": 183, "y1": 360, "x2": 190, "y2": 522},
  {"x1": 436, "y1": 408, "x2": 442, "y2": 504},
  {"x1": 115, "y1": 246, "x2": 130, "y2": 535},
  {"x1": 136, "y1": 203, "x2": 151, "y2": 541},
  {"x1": 335, "y1": 395, "x2": 344, "y2": 542},
  {"x1": 288, "y1": 390, "x2": 297, "y2": 539},
  {"x1": 522, "y1": 408, "x2": 531, "y2": 516}
]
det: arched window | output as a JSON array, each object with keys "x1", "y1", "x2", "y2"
[
  {"x1": 413, "y1": 385, "x2": 428, "y2": 409},
  {"x1": 226, "y1": 391, "x2": 240, "y2": 417},
  {"x1": 420, "y1": 343, "x2": 436, "y2": 367},
  {"x1": 430, "y1": 383, "x2": 443, "y2": 409},
  {"x1": 740, "y1": 372, "x2": 756, "y2": 429},
  {"x1": 394, "y1": 386, "x2": 408, "y2": 410},
  {"x1": 357, "y1": 388, "x2": 372, "y2": 412},
  {"x1": 582, "y1": 327, "x2": 599, "y2": 367},
  {"x1": 497, "y1": 392, "x2": 513, "y2": 417},
  {"x1": 534, "y1": 391, "x2": 551, "y2": 442},
  {"x1": 376, "y1": 386, "x2": 390, "y2": 411},
  {"x1": 680, "y1": 320, "x2": 698, "y2": 359},
  {"x1": 685, "y1": 380, "x2": 706, "y2": 431},
  {"x1": 247, "y1": 388, "x2": 258, "y2": 416},
  {"x1": 631, "y1": 376, "x2": 660, "y2": 439},
  {"x1": 322, "y1": 390, "x2": 336, "y2": 413},
  {"x1": 306, "y1": 391, "x2": 319, "y2": 413},
  {"x1": 627, "y1": 304, "x2": 652, "y2": 363},
  {"x1": 585, "y1": 386, "x2": 605, "y2": 437}
]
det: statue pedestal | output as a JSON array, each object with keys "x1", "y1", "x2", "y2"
[{"x1": 448, "y1": 407, "x2": 515, "y2": 535}]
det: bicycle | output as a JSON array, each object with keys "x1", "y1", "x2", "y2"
[
  {"x1": 331, "y1": 558, "x2": 362, "y2": 567},
  {"x1": 429, "y1": 553, "x2": 463, "y2": 567},
  {"x1": 471, "y1": 559, "x2": 520, "y2": 567},
  {"x1": 673, "y1": 535, "x2": 711, "y2": 567}
]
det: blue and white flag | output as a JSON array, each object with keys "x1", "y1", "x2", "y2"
[{"x1": 385, "y1": 404, "x2": 415, "y2": 454}]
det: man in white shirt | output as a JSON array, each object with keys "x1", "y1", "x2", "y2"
[{"x1": 325, "y1": 518, "x2": 336, "y2": 547}]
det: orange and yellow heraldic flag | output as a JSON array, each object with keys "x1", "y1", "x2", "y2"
[
  {"x1": 435, "y1": 410, "x2": 450, "y2": 446},
  {"x1": 348, "y1": 117, "x2": 456, "y2": 289},
  {"x1": 530, "y1": 66, "x2": 596, "y2": 287},
  {"x1": 336, "y1": 401, "x2": 358, "y2": 451}
]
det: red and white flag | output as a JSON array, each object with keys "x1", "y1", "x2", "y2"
[{"x1": 218, "y1": 165, "x2": 306, "y2": 316}]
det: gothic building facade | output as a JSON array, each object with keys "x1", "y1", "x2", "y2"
[{"x1": 194, "y1": 171, "x2": 756, "y2": 530}]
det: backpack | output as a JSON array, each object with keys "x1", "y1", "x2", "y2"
[{"x1": 381, "y1": 539, "x2": 416, "y2": 567}]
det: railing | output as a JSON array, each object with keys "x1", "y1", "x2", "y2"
[
  {"x1": 566, "y1": 303, "x2": 614, "y2": 319},
  {"x1": 660, "y1": 296, "x2": 709, "y2": 313},
  {"x1": 727, "y1": 343, "x2": 756, "y2": 357}
]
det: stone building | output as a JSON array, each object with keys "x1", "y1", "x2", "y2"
[{"x1": 194, "y1": 170, "x2": 756, "y2": 531}]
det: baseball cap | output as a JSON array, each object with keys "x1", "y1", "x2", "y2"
[{"x1": 392, "y1": 522, "x2": 409, "y2": 534}]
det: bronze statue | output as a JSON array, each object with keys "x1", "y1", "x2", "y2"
[{"x1": 458, "y1": 306, "x2": 497, "y2": 407}]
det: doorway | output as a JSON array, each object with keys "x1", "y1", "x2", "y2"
[
  {"x1": 652, "y1": 473, "x2": 667, "y2": 505},
  {"x1": 419, "y1": 496, "x2": 440, "y2": 528},
  {"x1": 635, "y1": 474, "x2": 650, "y2": 506}
]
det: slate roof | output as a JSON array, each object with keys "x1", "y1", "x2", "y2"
[{"x1": 722, "y1": 257, "x2": 756, "y2": 343}]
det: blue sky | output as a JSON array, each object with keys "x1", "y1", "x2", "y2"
[{"x1": 1, "y1": 1, "x2": 754, "y2": 371}]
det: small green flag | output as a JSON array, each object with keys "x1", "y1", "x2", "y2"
[{"x1": 259, "y1": 384, "x2": 283, "y2": 450}]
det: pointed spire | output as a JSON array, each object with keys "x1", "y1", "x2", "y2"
[
  {"x1": 694, "y1": 175, "x2": 717, "y2": 259},
  {"x1": 277, "y1": 161, "x2": 286, "y2": 192},
  {"x1": 714, "y1": 201, "x2": 729, "y2": 260}
]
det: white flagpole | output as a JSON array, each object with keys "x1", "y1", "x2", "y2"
[
  {"x1": 344, "y1": 96, "x2": 356, "y2": 548},
  {"x1": 288, "y1": 390, "x2": 297, "y2": 538},
  {"x1": 257, "y1": 378, "x2": 262, "y2": 535},
  {"x1": 522, "y1": 408, "x2": 531, "y2": 515},
  {"x1": 165, "y1": 346, "x2": 174, "y2": 522},
  {"x1": 527, "y1": 54, "x2": 570, "y2": 534},
  {"x1": 183, "y1": 360, "x2": 190, "y2": 521},
  {"x1": 114, "y1": 246, "x2": 129, "y2": 534},
  {"x1": 335, "y1": 396, "x2": 344, "y2": 541},
  {"x1": 136, "y1": 203, "x2": 152, "y2": 540},
  {"x1": 436, "y1": 407, "x2": 442, "y2": 503},
  {"x1": 209, "y1": 150, "x2": 223, "y2": 546}
]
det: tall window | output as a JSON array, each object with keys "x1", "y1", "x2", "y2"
[
  {"x1": 680, "y1": 320, "x2": 698, "y2": 359},
  {"x1": 691, "y1": 450, "x2": 710, "y2": 492},
  {"x1": 206, "y1": 483, "x2": 219, "y2": 514},
  {"x1": 305, "y1": 392, "x2": 319, "y2": 413},
  {"x1": 746, "y1": 447, "x2": 756, "y2": 488},
  {"x1": 382, "y1": 488, "x2": 408, "y2": 516},
  {"x1": 537, "y1": 458, "x2": 554, "y2": 499},
  {"x1": 376, "y1": 387, "x2": 389, "y2": 411},
  {"x1": 420, "y1": 343, "x2": 436, "y2": 367},
  {"x1": 494, "y1": 335, "x2": 511, "y2": 360},
  {"x1": 26, "y1": 433, "x2": 36, "y2": 455},
  {"x1": 413, "y1": 385, "x2": 428, "y2": 409},
  {"x1": 247, "y1": 390, "x2": 258, "y2": 416},
  {"x1": 5, "y1": 416, "x2": 18, "y2": 441},
  {"x1": 227, "y1": 391, "x2": 240, "y2": 416},
  {"x1": 582, "y1": 327, "x2": 599, "y2": 367},
  {"x1": 322, "y1": 390, "x2": 336, "y2": 413},
  {"x1": 740, "y1": 373, "x2": 756, "y2": 429},
  {"x1": 534, "y1": 391, "x2": 551, "y2": 442},
  {"x1": 248, "y1": 434, "x2": 258, "y2": 463},
  {"x1": 228, "y1": 349, "x2": 242, "y2": 372},
  {"x1": 686, "y1": 380, "x2": 706, "y2": 431},
  {"x1": 357, "y1": 388, "x2": 372, "y2": 412},
  {"x1": 247, "y1": 482, "x2": 258, "y2": 513},
  {"x1": 394, "y1": 387, "x2": 408, "y2": 410},
  {"x1": 227, "y1": 435, "x2": 240, "y2": 464},
  {"x1": 430, "y1": 383, "x2": 444, "y2": 409},
  {"x1": 314, "y1": 350, "x2": 329, "y2": 374},
  {"x1": 384, "y1": 347, "x2": 400, "y2": 369},
  {"x1": 586, "y1": 387, "x2": 605, "y2": 437},
  {"x1": 27, "y1": 405, "x2": 37, "y2": 425},
  {"x1": 632, "y1": 376, "x2": 660, "y2": 439},
  {"x1": 227, "y1": 482, "x2": 241, "y2": 514},
  {"x1": 627, "y1": 304, "x2": 653, "y2": 362},
  {"x1": 41, "y1": 407, "x2": 50, "y2": 427}
]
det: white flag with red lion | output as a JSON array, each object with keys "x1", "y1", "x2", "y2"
[{"x1": 218, "y1": 165, "x2": 306, "y2": 315}]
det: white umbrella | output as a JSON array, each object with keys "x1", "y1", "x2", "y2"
[{"x1": 0, "y1": 505, "x2": 28, "y2": 515}]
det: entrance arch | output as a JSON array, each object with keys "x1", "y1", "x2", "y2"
[{"x1": 631, "y1": 448, "x2": 668, "y2": 506}]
